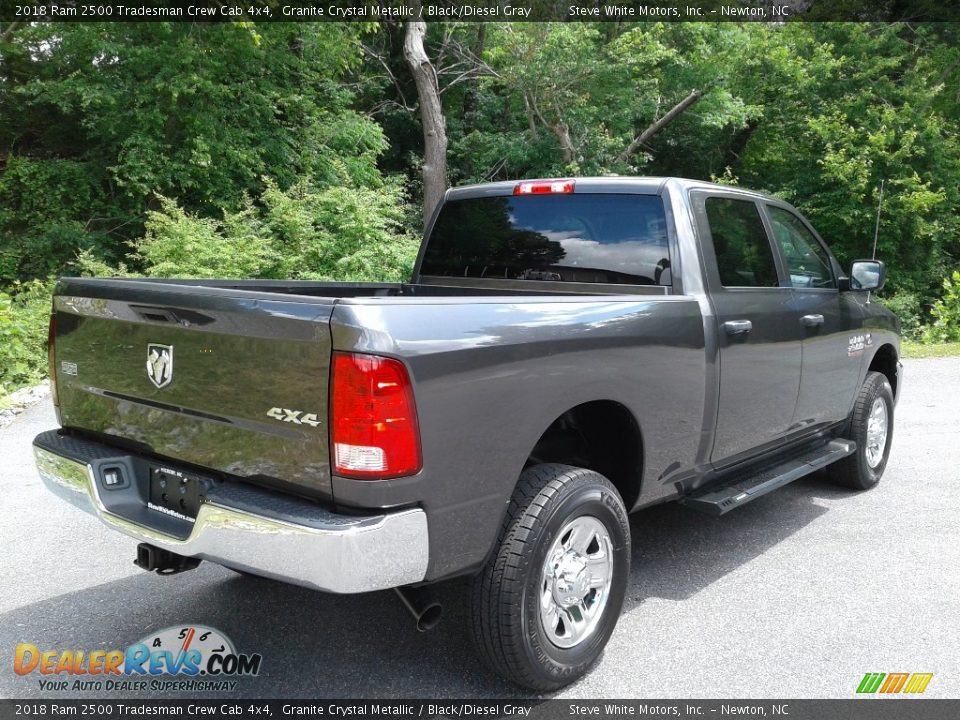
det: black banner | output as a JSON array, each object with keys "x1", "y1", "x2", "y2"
[
  {"x1": 1, "y1": 0, "x2": 959, "y2": 23},
  {"x1": 3, "y1": 700, "x2": 960, "y2": 720}
]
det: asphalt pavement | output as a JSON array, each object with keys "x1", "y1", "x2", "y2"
[{"x1": 2, "y1": 357, "x2": 958, "y2": 699}]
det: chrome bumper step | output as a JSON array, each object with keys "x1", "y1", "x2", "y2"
[{"x1": 33, "y1": 430, "x2": 429, "y2": 593}]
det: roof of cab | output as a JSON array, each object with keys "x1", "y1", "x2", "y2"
[{"x1": 445, "y1": 176, "x2": 775, "y2": 201}]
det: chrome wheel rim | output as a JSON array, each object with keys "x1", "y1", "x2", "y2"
[
  {"x1": 865, "y1": 397, "x2": 888, "y2": 469},
  {"x1": 539, "y1": 515, "x2": 614, "y2": 649}
]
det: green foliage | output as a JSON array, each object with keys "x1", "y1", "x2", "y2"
[
  {"x1": 424, "y1": 22, "x2": 959, "y2": 315},
  {"x1": 3, "y1": 18, "x2": 960, "y2": 382},
  {"x1": 1, "y1": 22, "x2": 388, "y2": 284},
  {"x1": 879, "y1": 291, "x2": 927, "y2": 341},
  {"x1": 0, "y1": 279, "x2": 54, "y2": 397},
  {"x1": 74, "y1": 249, "x2": 136, "y2": 278},
  {"x1": 82, "y1": 181, "x2": 418, "y2": 283},
  {"x1": 0, "y1": 157, "x2": 113, "y2": 284},
  {"x1": 923, "y1": 271, "x2": 960, "y2": 343},
  {"x1": 256, "y1": 180, "x2": 419, "y2": 282},
  {"x1": 731, "y1": 23, "x2": 960, "y2": 301},
  {"x1": 446, "y1": 23, "x2": 757, "y2": 181},
  {"x1": 134, "y1": 196, "x2": 277, "y2": 279}
]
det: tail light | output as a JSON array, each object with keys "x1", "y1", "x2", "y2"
[
  {"x1": 47, "y1": 312, "x2": 59, "y2": 409},
  {"x1": 330, "y1": 352, "x2": 421, "y2": 479},
  {"x1": 514, "y1": 179, "x2": 575, "y2": 195}
]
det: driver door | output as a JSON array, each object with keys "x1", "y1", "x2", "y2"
[{"x1": 762, "y1": 202, "x2": 863, "y2": 428}]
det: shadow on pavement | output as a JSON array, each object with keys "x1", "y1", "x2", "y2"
[
  {"x1": 624, "y1": 469, "x2": 853, "y2": 611},
  {"x1": 1, "y1": 470, "x2": 853, "y2": 699}
]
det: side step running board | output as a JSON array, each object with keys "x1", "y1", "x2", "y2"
[{"x1": 681, "y1": 439, "x2": 856, "y2": 516}]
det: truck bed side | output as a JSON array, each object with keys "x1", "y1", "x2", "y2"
[{"x1": 327, "y1": 294, "x2": 706, "y2": 579}]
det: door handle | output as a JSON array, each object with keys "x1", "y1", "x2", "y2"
[
  {"x1": 723, "y1": 320, "x2": 753, "y2": 335},
  {"x1": 800, "y1": 314, "x2": 825, "y2": 327}
]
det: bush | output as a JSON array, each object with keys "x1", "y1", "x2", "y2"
[
  {"x1": 134, "y1": 197, "x2": 277, "y2": 279},
  {"x1": 82, "y1": 180, "x2": 420, "y2": 283},
  {"x1": 0, "y1": 157, "x2": 116, "y2": 285},
  {"x1": 879, "y1": 290, "x2": 926, "y2": 341},
  {"x1": 922, "y1": 271, "x2": 960, "y2": 343},
  {"x1": 258, "y1": 179, "x2": 419, "y2": 282},
  {"x1": 74, "y1": 250, "x2": 138, "y2": 278},
  {"x1": 0, "y1": 279, "x2": 55, "y2": 398}
]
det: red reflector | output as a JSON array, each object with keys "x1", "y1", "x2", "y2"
[
  {"x1": 331, "y1": 352, "x2": 421, "y2": 479},
  {"x1": 513, "y1": 179, "x2": 575, "y2": 195}
]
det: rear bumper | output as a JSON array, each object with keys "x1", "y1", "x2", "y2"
[{"x1": 33, "y1": 430, "x2": 429, "y2": 594}]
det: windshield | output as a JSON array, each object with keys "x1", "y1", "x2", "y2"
[{"x1": 421, "y1": 194, "x2": 671, "y2": 286}]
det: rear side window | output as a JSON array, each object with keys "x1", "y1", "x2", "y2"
[
  {"x1": 705, "y1": 197, "x2": 779, "y2": 288},
  {"x1": 767, "y1": 206, "x2": 835, "y2": 289},
  {"x1": 421, "y1": 194, "x2": 671, "y2": 286}
]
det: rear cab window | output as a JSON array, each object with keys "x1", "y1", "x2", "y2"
[{"x1": 420, "y1": 194, "x2": 672, "y2": 287}]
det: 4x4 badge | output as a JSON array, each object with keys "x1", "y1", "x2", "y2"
[{"x1": 146, "y1": 344, "x2": 174, "y2": 389}]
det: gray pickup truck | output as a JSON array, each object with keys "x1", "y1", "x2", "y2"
[{"x1": 34, "y1": 177, "x2": 900, "y2": 690}]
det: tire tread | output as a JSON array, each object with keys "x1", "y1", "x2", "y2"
[
  {"x1": 469, "y1": 464, "x2": 624, "y2": 690},
  {"x1": 828, "y1": 371, "x2": 893, "y2": 490}
]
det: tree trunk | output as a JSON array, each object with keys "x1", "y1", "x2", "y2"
[
  {"x1": 522, "y1": 94, "x2": 540, "y2": 140},
  {"x1": 404, "y1": 17, "x2": 448, "y2": 226},
  {"x1": 722, "y1": 119, "x2": 759, "y2": 170},
  {"x1": 0, "y1": 22, "x2": 22, "y2": 44},
  {"x1": 548, "y1": 120, "x2": 575, "y2": 165},
  {"x1": 616, "y1": 89, "x2": 702, "y2": 165}
]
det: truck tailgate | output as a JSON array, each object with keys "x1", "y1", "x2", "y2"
[{"x1": 51, "y1": 279, "x2": 335, "y2": 499}]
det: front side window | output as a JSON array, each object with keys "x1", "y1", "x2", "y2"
[
  {"x1": 767, "y1": 206, "x2": 835, "y2": 289},
  {"x1": 704, "y1": 197, "x2": 779, "y2": 287},
  {"x1": 421, "y1": 194, "x2": 671, "y2": 286}
]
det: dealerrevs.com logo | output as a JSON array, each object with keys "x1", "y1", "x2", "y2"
[{"x1": 14, "y1": 625, "x2": 262, "y2": 692}]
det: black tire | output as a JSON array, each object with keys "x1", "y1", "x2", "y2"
[
  {"x1": 828, "y1": 371, "x2": 895, "y2": 490},
  {"x1": 469, "y1": 463, "x2": 631, "y2": 691}
]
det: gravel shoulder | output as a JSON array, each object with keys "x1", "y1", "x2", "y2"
[{"x1": 0, "y1": 382, "x2": 49, "y2": 430}]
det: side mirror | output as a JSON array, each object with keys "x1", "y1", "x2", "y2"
[{"x1": 841, "y1": 259, "x2": 886, "y2": 292}]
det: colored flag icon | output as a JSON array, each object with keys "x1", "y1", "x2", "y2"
[{"x1": 857, "y1": 672, "x2": 933, "y2": 694}]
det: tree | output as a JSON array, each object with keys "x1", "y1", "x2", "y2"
[
  {"x1": 728, "y1": 23, "x2": 960, "y2": 301},
  {"x1": 0, "y1": 22, "x2": 392, "y2": 282},
  {"x1": 403, "y1": 13, "x2": 448, "y2": 225},
  {"x1": 446, "y1": 23, "x2": 755, "y2": 180}
]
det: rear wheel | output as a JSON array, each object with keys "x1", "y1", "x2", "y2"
[
  {"x1": 469, "y1": 464, "x2": 630, "y2": 691},
  {"x1": 828, "y1": 371, "x2": 894, "y2": 490}
]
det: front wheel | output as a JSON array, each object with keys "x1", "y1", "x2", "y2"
[
  {"x1": 828, "y1": 371, "x2": 895, "y2": 490},
  {"x1": 469, "y1": 464, "x2": 631, "y2": 691}
]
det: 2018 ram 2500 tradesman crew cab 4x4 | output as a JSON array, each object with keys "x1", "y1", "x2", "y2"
[{"x1": 34, "y1": 177, "x2": 901, "y2": 690}]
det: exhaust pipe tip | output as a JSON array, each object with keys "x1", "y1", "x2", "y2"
[
  {"x1": 394, "y1": 586, "x2": 443, "y2": 632},
  {"x1": 414, "y1": 602, "x2": 443, "y2": 632}
]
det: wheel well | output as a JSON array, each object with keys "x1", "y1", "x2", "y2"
[
  {"x1": 526, "y1": 401, "x2": 642, "y2": 509},
  {"x1": 869, "y1": 343, "x2": 899, "y2": 397}
]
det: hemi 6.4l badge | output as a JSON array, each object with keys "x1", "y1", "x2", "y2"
[
  {"x1": 267, "y1": 407, "x2": 322, "y2": 428},
  {"x1": 146, "y1": 343, "x2": 174, "y2": 389}
]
